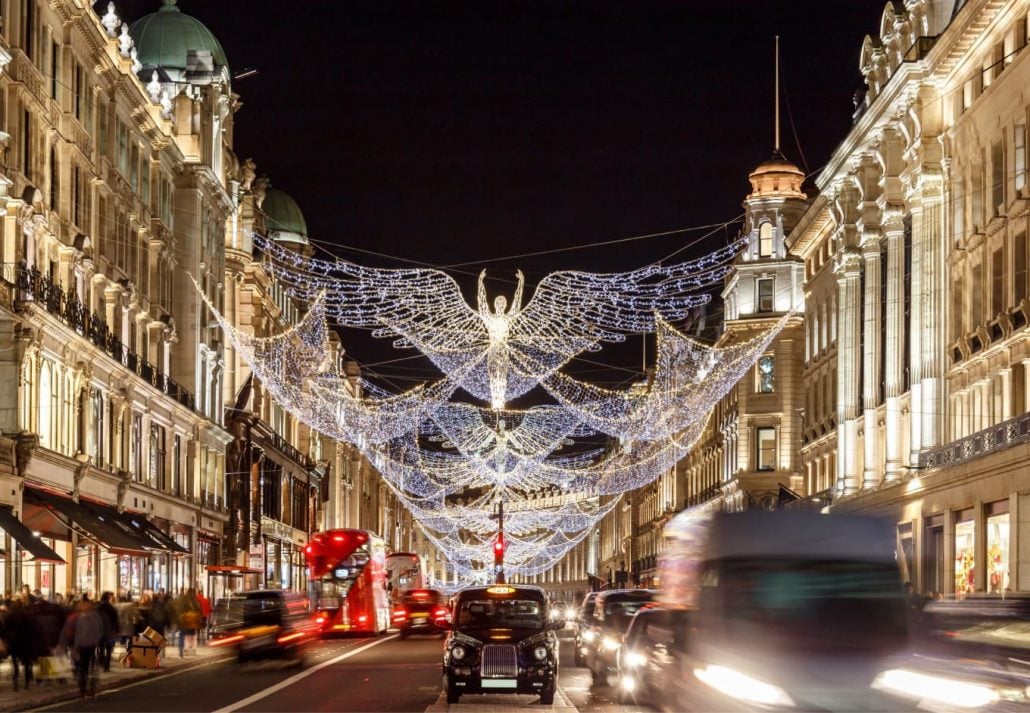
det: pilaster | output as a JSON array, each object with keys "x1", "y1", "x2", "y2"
[
  {"x1": 882, "y1": 206, "x2": 905, "y2": 480},
  {"x1": 861, "y1": 230, "x2": 883, "y2": 489},
  {"x1": 835, "y1": 246, "x2": 863, "y2": 496}
]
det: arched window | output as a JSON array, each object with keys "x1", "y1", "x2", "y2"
[
  {"x1": 90, "y1": 390, "x2": 104, "y2": 467},
  {"x1": 38, "y1": 362, "x2": 52, "y2": 449},
  {"x1": 758, "y1": 222, "x2": 774, "y2": 257}
]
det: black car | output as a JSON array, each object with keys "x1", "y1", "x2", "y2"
[
  {"x1": 584, "y1": 589, "x2": 656, "y2": 686},
  {"x1": 442, "y1": 584, "x2": 564, "y2": 704},
  {"x1": 394, "y1": 588, "x2": 448, "y2": 639},
  {"x1": 209, "y1": 590, "x2": 318, "y2": 665},
  {"x1": 573, "y1": 591, "x2": 600, "y2": 667}
]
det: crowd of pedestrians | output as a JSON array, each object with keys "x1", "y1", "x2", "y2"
[{"x1": 0, "y1": 585, "x2": 210, "y2": 698}]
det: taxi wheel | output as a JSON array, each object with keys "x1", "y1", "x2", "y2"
[
  {"x1": 539, "y1": 687, "x2": 555, "y2": 705},
  {"x1": 574, "y1": 651, "x2": 584, "y2": 667},
  {"x1": 399, "y1": 629, "x2": 409, "y2": 640},
  {"x1": 445, "y1": 682, "x2": 461, "y2": 704}
]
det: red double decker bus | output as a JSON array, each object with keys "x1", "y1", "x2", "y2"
[{"x1": 305, "y1": 529, "x2": 390, "y2": 635}]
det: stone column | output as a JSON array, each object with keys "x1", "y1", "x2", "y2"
[
  {"x1": 835, "y1": 247, "x2": 863, "y2": 496},
  {"x1": 909, "y1": 196, "x2": 924, "y2": 465},
  {"x1": 861, "y1": 231, "x2": 883, "y2": 489},
  {"x1": 919, "y1": 168, "x2": 946, "y2": 449},
  {"x1": 1000, "y1": 368, "x2": 1013, "y2": 422}
]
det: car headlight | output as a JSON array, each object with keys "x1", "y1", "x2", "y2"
[
  {"x1": 602, "y1": 636, "x2": 620, "y2": 652},
  {"x1": 624, "y1": 651, "x2": 647, "y2": 668},
  {"x1": 451, "y1": 645, "x2": 468, "y2": 661},
  {"x1": 533, "y1": 646, "x2": 548, "y2": 661},
  {"x1": 581, "y1": 630, "x2": 595, "y2": 643},
  {"x1": 872, "y1": 669, "x2": 1000, "y2": 709},
  {"x1": 694, "y1": 665, "x2": 795, "y2": 708}
]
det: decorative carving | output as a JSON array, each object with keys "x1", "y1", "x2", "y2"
[
  {"x1": 160, "y1": 89, "x2": 173, "y2": 120},
  {"x1": 101, "y1": 2, "x2": 121, "y2": 38},
  {"x1": 118, "y1": 23, "x2": 134, "y2": 59},
  {"x1": 146, "y1": 71, "x2": 162, "y2": 103},
  {"x1": 252, "y1": 176, "x2": 268, "y2": 207},
  {"x1": 130, "y1": 48, "x2": 141, "y2": 76},
  {"x1": 241, "y1": 159, "x2": 257, "y2": 192},
  {"x1": 14, "y1": 432, "x2": 38, "y2": 478}
]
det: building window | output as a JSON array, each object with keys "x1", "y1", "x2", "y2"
[
  {"x1": 985, "y1": 500, "x2": 1010, "y2": 594},
  {"x1": 758, "y1": 222, "x2": 774, "y2": 257},
  {"x1": 149, "y1": 424, "x2": 165, "y2": 490},
  {"x1": 757, "y1": 278, "x2": 774, "y2": 312},
  {"x1": 992, "y1": 247, "x2": 1004, "y2": 318},
  {"x1": 1017, "y1": 124, "x2": 1027, "y2": 193},
  {"x1": 1015, "y1": 232, "x2": 1027, "y2": 301},
  {"x1": 90, "y1": 391, "x2": 103, "y2": 468},
  {"x1": 971, "y1": 263, "x2": 983, "y2": 327},
  {"x1": 755, "y1": 427, "x2": 776, "y2": 471},
  {"x1": 992, "y1": 140, "x2": 1005, "y2": 215},
  {"x1": 38, "y1": 362, "x2": 53, "y2": 449},
  {"x1": 130, "y1": 412, "x2": 142, "y2": 481},
  {"x1": 172, "y1": 435, "x2": 182, "y2": 497},
  {"x1": 757, "y1": 355, "x2": 774, "y2": 393},
  {"x1": 955, "y1": 509, "x2": 976, "y2": 598}
]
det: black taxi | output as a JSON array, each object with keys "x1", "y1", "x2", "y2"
[{"x1": 441, "y1": 584, "x2": 563, "y2": 704}]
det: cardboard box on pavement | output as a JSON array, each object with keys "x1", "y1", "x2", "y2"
[
  {"x1": 130, "y1": 637, "x2": 160, "y2": 669},
  {"x1": 141, "y1": 626, "x2": 167, "y2": 649}
]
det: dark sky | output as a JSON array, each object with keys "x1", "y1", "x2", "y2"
[{"x1": 119, "y1": 0, "x2": 883, "y2": 384}]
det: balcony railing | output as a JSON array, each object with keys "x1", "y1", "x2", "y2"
[
  {"x1": 919, "y1": 411, "x2": 1030, "y2": 470},
  {"x1": 684, "y1": 482, "x2": 722, "y2": 508},
  {"x1": 15, "y1": 263, "x2": 196, "y2": 411}
]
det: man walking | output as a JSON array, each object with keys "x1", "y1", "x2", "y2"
[{"x1": 64, "y1": 598, "x2": 104, "y2": 698}]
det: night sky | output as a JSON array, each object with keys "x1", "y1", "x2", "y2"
[{"x1": 118, "y1": 0, "x2": 883, "y2": 385}]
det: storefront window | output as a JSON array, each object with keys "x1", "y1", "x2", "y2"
[
  {"x1": 924, "y1": 515, "x2": 944, "y2": 595},
  {"x1": 955, "y1": 511, "x2": 975, "y2": 598},
  {"x1": 76, "y1": 544, "x2": 96, "y2": 598},
  {"x1": 986, "y1": 501, "x2": 1010, "y2": 594},
  {"x1": 118, "y1": 555, "x2": 143, "y2": 598}
]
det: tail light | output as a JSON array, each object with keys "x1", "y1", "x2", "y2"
[
  {"x1": 393, "y1": 608, "x2": 408, "y2": 620},
  {"x1": 358, "y1": 614, "x2": 368, "y2": 624},
  {"x1": 277, "y1": 631, "x2": 305, "y2": 644},
  {"x1": 315, "y1": 615, "x2": 326, "y2": 625},
  {"x1": 210, "y1": 634, "x2": 244, "y2": 647}
]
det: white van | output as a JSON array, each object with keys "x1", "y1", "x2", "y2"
[{"x1": 654, "y1": 509, "x2": 915, "y2": 711}]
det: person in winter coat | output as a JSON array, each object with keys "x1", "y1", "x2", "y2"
[
  {"x1": 196, "y1": 590, "x2": 211, "y2": 645},
  {"x1": 97, "y1": 592, "x2": 119, "y2": 672},
  {"x1": 62, "y1": 599, "x2": 104, "y2": 698}
]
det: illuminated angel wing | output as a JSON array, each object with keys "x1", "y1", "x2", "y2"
[
  {"x1": 256, "y1": 235, "x2": 485, "y2": 355},
  {"x1": 507, "y1": 239, "x2": 743, "y2": 376}
]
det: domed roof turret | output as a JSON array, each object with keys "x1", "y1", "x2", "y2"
[
  {"x1": 747, "y1": 151, "x2": 806, "y2": 200},
  {"x1": 129, "y1": 0, "x2": 228, "y2": 77},
  {"x1": 262, "y1": 188, "x2": 308, "y2": 244}
]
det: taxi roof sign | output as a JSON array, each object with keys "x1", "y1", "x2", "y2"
[{"x1": 486, "y1": 585, "x2": 516, "y2": 595}]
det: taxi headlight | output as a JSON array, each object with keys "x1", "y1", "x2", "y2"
[
  {"x1": 872, "y1": 669, "x2": 1000, "y2": 709},
  {"x1": 602, "y1": 636, "x2": 620, "y2": 652},
  {"x1": 694, "y1": 665, "x2": 795, "y2": 708},
  {"x1": 533, "y1": 646, "x2": 548, "y2": 661},
  {"x1": 451, "y1": 645, "x2": 468, "y2": 661},
  {"x1": 581, "y1": 630, "x2": 595, "y2": 643}
]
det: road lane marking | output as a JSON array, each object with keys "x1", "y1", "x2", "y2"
[{"x1": 212, "y1": 635, "x2": 397, "y2": 713}]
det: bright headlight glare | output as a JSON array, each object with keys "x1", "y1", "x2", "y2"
[
  {"x1": 625, "y1": 651, "x2": 647, "y2": 668},
  {"x1": 694, "y1": 665, "x2": 795, "y2": 708},
  {"x1": 621, "y1": 675, "x2": 636, "y2": 692},
  {"x1": 602, "y1": 636, "x2": 620, "y2": 652},
  {"x1": 872, "y1": 669, "x2": 1000, "y2": 709},
  {"x1": 581, "y1": 630, "x2": 595, "y2": 643},
  {"x1": 451, "y1": 645, "x2": 467, "y2": 661},
  {"x1": 533, "y1": 646, "x2": 548, "y2": 661}
]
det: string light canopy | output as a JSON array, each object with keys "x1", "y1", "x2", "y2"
[{"x1": 208, "y1": 236, "x2": 785, "y2": 578}]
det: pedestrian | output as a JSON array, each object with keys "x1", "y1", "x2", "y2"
[
  {"x1": 97, "y1": 592, "x2": 119, "y2": 672},
  {"x1": 196, "y1": 589, "x2": 211, "y2": 645},
  {"x1": 173, "y1": 589, "x2": 201, "y2": 656},
  {"x1": 5, "y1": 589, "x2": 42, "y2": 690},
  {"x1": 63, "y1": 599, "x2": 103, "y2": 698},
  {"x1": 32, "y1": 593, "x2": 68, "y2": 685}
]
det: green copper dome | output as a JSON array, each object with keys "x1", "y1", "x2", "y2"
[
  {"x1": 262, "y1": 188, "x2": 308, "y2": 244},
  {"x1": 129, "y1": 0, "x2": 228, "y2": 73}
]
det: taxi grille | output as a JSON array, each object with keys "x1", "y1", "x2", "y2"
[{"x1": 481, "y1": 644, "x2": 518, "y2": 678}]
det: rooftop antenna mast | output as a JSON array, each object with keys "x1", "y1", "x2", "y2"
[{"x1": 774, "y1": 35, "x2": 781, "y2": 154}]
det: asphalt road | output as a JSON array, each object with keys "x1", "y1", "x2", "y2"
[{"x1": 39, "y1": 631, "x2": 643, "y2": 712}]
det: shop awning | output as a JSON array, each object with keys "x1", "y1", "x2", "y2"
[
  {"x1": 205, "y1": 565, "x2": 261, "y2": 574},
  {"x1": 117, "y1": 511, "x2": 190, "y2": 554},
  {"x1": 0, "y1": 506, "x2": 64, "y2": 563},
  {"x1": 25, "y1": 489, "x2": 152, "y2": 556}
]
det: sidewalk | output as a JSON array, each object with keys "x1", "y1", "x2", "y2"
[{"x1": 0, "y1": 642, "x2": 229, "y2": 712}]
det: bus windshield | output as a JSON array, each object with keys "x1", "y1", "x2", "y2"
[
  {"x1": 458, "y1": 599, "x2": 545, "y2": 630},
  {"x1": 310, "y1": 550, "x2": 370, "y2": 609}
]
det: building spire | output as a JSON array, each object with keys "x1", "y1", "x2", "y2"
[{"x1": 774, "y1": 35, "x2": 780, "y2": 155}]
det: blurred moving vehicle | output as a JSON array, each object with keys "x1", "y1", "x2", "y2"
[
  {"x1": 573, "y1": 591, "x2": 600, "y2": 667},
  {"x1": 441, "y1": 584, "x2": 564, "y2": 704},
  {"x1": 616, "y1": 605, "x2": 687, "y2": 706},
  {"x1": 386, "y1": 552, "x2": 424, "y2": 608},
  {"x1": 209, "y1": 590, "x2": 318, "y2": 665},
  {"x1": 548, "y1": 600, "x2": 574, "y2": 623},
  {"x1": 393, "y1": 588, "x2": 448, "y2": 639},
  {"x1": 584, "y1": 589, "x2": 656, "y2": 687},
  {"x1": 306, "y1": 529, "x2": 391, "y2": 635},
  {"x1": 655, "y1": 508, "x2": 916, "y2": 711}
]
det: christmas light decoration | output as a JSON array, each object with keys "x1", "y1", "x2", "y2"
[{"x1": 204, "y1": 236, "x2": 784, "y2": 579}]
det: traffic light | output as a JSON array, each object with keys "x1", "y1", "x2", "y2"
[{"x1": 493, "y1": 533, "x2": 505, "y2": 568}]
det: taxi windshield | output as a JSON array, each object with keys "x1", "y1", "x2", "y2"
[{"x1": 458, "y1": 598, "x2": 545, "y2": 629}]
